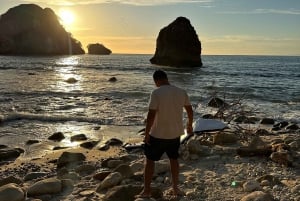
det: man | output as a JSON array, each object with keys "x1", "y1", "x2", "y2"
[{"x1": 137, "y1": 70, "x2": 193, "y2": 198}]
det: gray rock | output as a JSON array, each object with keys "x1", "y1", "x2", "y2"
[
  {"x1": 113, "y1": 164, "x2": 133, "y2": 178},
  {"x1": 0, "y1": 183, "x2": 25, "y2": 201},
  {"x1": 240, "y1": 191, "x2": 274, "y2": 201},
  {"x1": 27, "y1": 178, "x2": 62, "y2": 196},
  {"x1": 24, "y1": 172, "x2": 48, "y2": 181},
  {"x1": 213, "y1": 133, "x2": 238, "y2": 145},
  {"x1": 96, "y1": 172, "x2": 122, "y2": 191},
  {"x1": 243, "y1": 180, "x2": 261, "y2": 192},
  {"x1": 0, "y1": 176, "x2": 22, "y2": 187},
  {"x1": 103, "y1": 184, "x2": 142, "y2": 201},
  {"x1": 57, "y1": 152, "x2": 86, "y2": 168}
]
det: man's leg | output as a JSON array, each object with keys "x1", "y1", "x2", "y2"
[
  {"x1": 170, "y1": 158, "x2": 179, "y2": 193},
  {"x1": 139, "y1": 158, "x2": 155, "y2": 197}
]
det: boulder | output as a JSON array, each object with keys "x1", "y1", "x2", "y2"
[
  {"x1": 0, "y1": 4, "x2": 84, "y2": 55},
  {"x1": 103, "y1": 185, "x2": 142, "y2": 201},
  {"x1": 0, "y1": 183, "x2": 25, "y2": 201},
  {"x1": 150, "y1": 16, "x2": 202, "y2": 67},
  {"x1": 57, "y1": 152, "x2": 86, "y2": 168},
  {"x1": 0, "y1": 176, "x2": 22, "y2": 187},
  {"x1": 87, "y1": 43, "x2": 112, "y2": 55},
  {"x1": 96, "y1": 172, "x2": 122, "y2": 191},
  {"x1": 0, "y1": 148, "x2": 24, "y2": 161},
  {"x1": 27, "y1": 178, "x2": 62, "y2": 196},
  {"x1": 48, "y1": 132, "x2": 65, "y2": 141},
  {"x1": 208, "y1": 97, "x2": 228, "y2": 108}
]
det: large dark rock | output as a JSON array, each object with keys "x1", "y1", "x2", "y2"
[
  {"x1": 150, "y1": 16, "x2": 202, "y2": 67},
  {"x1": 87, "y1": 43, "x2": 112, "y2": 55},
  {"x1": 0, "y1": 4, "x2": 85, "y2": 55}
]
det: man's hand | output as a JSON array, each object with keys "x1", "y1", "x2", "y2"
[
  {"x1": 144, "y1": 133, "x2": 150, "y2": 145},
  {"x1": 186, "y1": 123, "x2": 193, "y2": 135}
]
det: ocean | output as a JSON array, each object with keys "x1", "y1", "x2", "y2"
[{"x1": 0, "y1": 54, "x2": 299, "y2": 156}]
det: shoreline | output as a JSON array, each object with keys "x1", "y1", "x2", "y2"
[{"x1": 0, "y1": 120, "x2": 299, "y2": 200}]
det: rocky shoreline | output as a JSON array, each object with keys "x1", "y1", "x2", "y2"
[{"x1": 0, "y1": 119, "x2": 299, "y2": 201}]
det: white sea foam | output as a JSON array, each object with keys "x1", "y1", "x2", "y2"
[{"x1": 2, "y1": 112, "x2": 104, "y2": 124}]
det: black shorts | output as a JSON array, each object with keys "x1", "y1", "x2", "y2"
[{"x1": 144, "y1": 135, "x2": 180, "y2": 161}]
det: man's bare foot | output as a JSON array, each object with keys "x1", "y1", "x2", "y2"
[{"x1": 135, "y1": 191, "x2": 151, "y2": 199}]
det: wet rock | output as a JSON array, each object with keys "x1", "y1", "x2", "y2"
[
  {"x1": 286, "y1": 124, "x2": 299, "y2": 130},
  {"x1": 26, "y1": 139, "x2": 40, "y2": 145},
  {"x1": 80, "y1": 141, "x2": 99, "y2": 149},
  {"x1": 65, "y1": 77, "x2": 78, "y2": 83},
  {"x1": 0, "y1": 148, "x2": 23, "y2": 161},
  {"x1": 70, "y1": 134, "x2": 87, "y2": 142},
  {"x1": 260, "y1": 118, "x2": 275, "y2": 125},
  {"x1": 108, "y1": 77, "x2": 117, "y2": 82},
  {"x1": 48, "y1": 132, "x2": 65, "y2": 141},
  {"x1": 105, "y1": 138, "x2": 123, "y2": 146}
]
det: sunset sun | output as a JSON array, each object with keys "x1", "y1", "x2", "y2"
[{"x1": 58, "y1": 9, "x2": 75, "y2": 27}]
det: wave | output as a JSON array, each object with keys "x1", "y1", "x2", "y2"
[{"x1": 0, "y1": 112, "x2": 104, "y2": 124}]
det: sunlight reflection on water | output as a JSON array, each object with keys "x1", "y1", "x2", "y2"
[{"x1": 55, "y1": 56, "x2": 82, "y2": 92}]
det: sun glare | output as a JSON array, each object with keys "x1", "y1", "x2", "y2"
[{"x1": 58, "y1": 9, "x2": 75, "y2": 27}]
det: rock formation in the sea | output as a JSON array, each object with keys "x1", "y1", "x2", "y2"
[
  {"x1": 87, "y1": 43, "x2": 112, "y2": 55},
  {"x1": 0, "y1": 4, "x2": 85, "y2": 55},
  {"x1": 150, "y1": 16, "x2": 202, "y2": 67}
]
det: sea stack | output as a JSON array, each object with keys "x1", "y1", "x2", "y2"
[
  {"x1": 0, "y1": 4, "x2": 85, "y2": 55},
  {"x1": 87, "y1": 43, "x2": 112, "y2": 55},
  {"x1": 150, "y1": 16, "x2": 202, "y2": 67}
]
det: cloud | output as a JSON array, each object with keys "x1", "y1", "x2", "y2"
[
  {"x1": 220, "y1": 8, "x2": 300, "y2": 15},
  {"x1": 23, "y1": 0, "x2": 213, "y2": 6},
  {"x1": 254, "y1": 9, "x2": 300, "y2": 15}
]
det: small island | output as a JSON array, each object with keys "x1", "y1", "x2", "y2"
[
  {"x1": 0, "y1": 4, "x2": 84, "y2": 55},
  {"x1": 87, "y1": 43, "x2": 112, "y2": 55},
  {"x1": 150, "y1": 16, "x2": 203, "y2": 67}
]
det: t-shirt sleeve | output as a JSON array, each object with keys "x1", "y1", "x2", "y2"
[{"x1": 148, "y1": 91, "x2": 158, "y2": 110}]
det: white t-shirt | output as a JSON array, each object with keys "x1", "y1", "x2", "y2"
[{"x1": 148, "y1": 84, "x2": 191, "y2": 139}]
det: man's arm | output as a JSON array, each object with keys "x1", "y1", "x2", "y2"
[
  {"x1": 144, "y1": 109, "x2": 156, "y2": 144},
  {"x1": 184, "y1": 105, "x2": 193, "y2": 134}
]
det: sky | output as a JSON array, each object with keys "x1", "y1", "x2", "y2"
[{"x1": 1, "y1": 0, "x2": 300, "y2": 55}]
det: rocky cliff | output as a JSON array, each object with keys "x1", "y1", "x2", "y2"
[
  {"x1": 0, "y1": 4, "x2": 84, "y2": 55},
  {"x1": 150, "y1": 17, "x2": 202, "y2": 67},
  {"x1": 87, "y1": 43, "x2": 112, "y2": 55}
]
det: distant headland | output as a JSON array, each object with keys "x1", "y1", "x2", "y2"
[{"x1": 0, "y1": 4, "x2": 85, "y2": 55}]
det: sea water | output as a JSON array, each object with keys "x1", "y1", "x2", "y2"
[{"x1": 0, "y1": 54, "x2": 299, "y2": 155}]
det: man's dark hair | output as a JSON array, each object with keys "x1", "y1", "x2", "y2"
[{"x1": 153, "y1": 70, "x2": 168, "y2": 81}]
